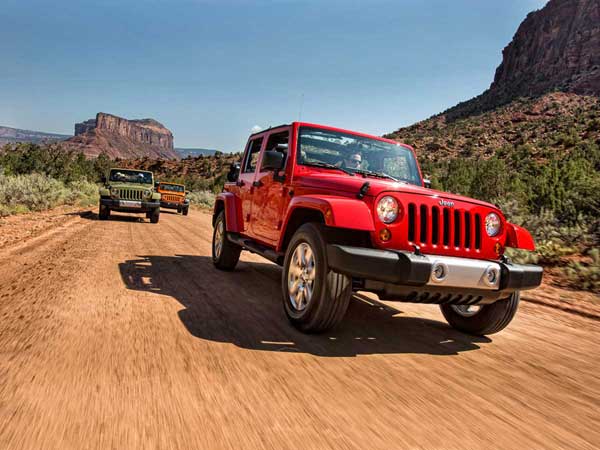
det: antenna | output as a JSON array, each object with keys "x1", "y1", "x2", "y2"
[{"x1": 298, "y1": 93, "x2": 304, "y2": 121}]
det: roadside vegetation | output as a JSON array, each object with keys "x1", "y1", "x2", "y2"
[
  {"x1": 0, "y1": 173, "x2": 98, "y2": 216},
  {"x1": 0, "y1": 143, "x2": 107, "y2": 217}
]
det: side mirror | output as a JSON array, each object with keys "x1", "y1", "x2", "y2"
[
  {"x1": 185, "y1": 191, "x2": 190, "y2": 195},
  {"x1": 261, "y1": 150, "x2": 285, "y2": 171},
  {"x1": 227, "y1": 162, "x2": 241, "y2": 182},
  {"x1": 423, "y1": 178, "x2": 432, "y2": 189},
  {"x1": 155, "y1": 181, "x2": 160, "y2": 188}
]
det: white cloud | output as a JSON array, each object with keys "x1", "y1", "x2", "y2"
[{"x1": 250, "y1": 125, "x2": 262, "y2": 134}]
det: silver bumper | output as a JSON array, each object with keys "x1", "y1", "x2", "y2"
[{"x1": 426, "y1": 255, "x2": 501, "y2": 290}]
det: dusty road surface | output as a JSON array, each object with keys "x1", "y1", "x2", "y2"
[{"x1": 1, "y1": 208, "x2": 599, "y2": 450}]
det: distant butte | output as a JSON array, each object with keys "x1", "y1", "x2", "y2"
[{"x1": 64, "y1": 112, "x2": 179, "y2": 159}]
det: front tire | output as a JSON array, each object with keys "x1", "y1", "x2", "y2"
[
  {"x1": 149, "y1": 208, "x2": 160, "y2": 224},
  {"x1": 182, "y1": 207, "x2": 189, "y2": 216},
  {"x1": 99, "y1": 202, "x2": 110, "y2": 220},
  {"x1": 282, "y1": 223, "x2": 352, "y2": 333},
  {"x1": 212, "y1": 211, "x2": 241, "y2": 270},
  {"x1": 440, "y1": 291, "x2": 520, "y2": 335}
]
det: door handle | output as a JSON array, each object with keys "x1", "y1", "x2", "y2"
[
  {"x1": 236, "y1": 180, "x2": 245, "y2": 187},
  {"x1": 252, "y1": 180, "x2": 263, "y2": 187}
]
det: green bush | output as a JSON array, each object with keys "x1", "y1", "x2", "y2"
[
  {"x1": 0, "y1": 143, "x2": 109, "y2": 183},
  {"x1": 0, "y1": 173, "x2": 98, "y2": 217},
  {"x1": 187, "y1": 190, "x2": 215, "y2": 209}
]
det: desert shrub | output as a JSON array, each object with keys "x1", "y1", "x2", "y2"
[
  {"x1": 0, "y1": 173, "x2": 98, "y2": 217},
  {"x1": 187, "y1": 190, "x2": 215, "y2": 209},
  {"x1": 564, "y1": 249, "x2": 600, "y2": 293},
  {"x1": 64, "y1": 179, "x2": 100, "y2": 207},
  {"x1": 0, "y1": 173, "x2": 67, "y2": 213}
]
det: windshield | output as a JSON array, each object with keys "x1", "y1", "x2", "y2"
[
  {"x1": 160, "y1": 184, "x2": 184, "y2": 193},
  {"x1": 297, "y1": 127, "x2": 422, "y2": 185},
  {"x1": 109, "y1": 169, "x2": 153, "y2": 185}
]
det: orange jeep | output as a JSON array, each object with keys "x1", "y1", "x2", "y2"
[{"x1": 157, "y1": 182, "x2": 190, "y2": 215}]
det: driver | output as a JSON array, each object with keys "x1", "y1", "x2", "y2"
[{"x1": 342, "y1": 152, "x2": 362, "y2": 170}]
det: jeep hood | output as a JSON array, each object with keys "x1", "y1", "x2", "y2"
[{"x1": 295, "y1": 172, "x2": 498, "y2": 209}]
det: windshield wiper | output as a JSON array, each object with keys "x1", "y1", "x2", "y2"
[
  {"x1": 302, "y1": 162, "x2": 355, "y2": 176},
  {"x1": 353, "y1": 169, "x2": 399, "y2": 182}
]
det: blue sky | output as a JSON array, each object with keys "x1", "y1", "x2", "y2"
[{"x1": 1, "y1": 0, "x2": 547, "y2": 151}]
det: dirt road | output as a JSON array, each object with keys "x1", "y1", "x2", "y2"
[{"x1": 0, "y1": 209, "x2": 598, "y2": 449}]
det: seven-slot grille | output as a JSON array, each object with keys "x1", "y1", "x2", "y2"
[
  {"x1": 118, "y1": 189, "x2": 144, "y2": 201},
  {"x1": 162, "y1": 194, "x2": 182, "y2": 203},
  {"x1": 407, "y1": 203, "x2": 481, "y2": 250}
]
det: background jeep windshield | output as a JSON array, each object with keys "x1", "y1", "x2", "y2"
[
  {"x1": 297, "y1": 127, "x2": 422, "y2": 185},
  {"x1": 109, "y1": 170, "x2": 153, "y2": 184},
  {"x1": 161, "y1": 184, "x2": 184, "y2": 192}
]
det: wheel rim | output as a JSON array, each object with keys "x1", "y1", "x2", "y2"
[
  {"x1": 214, "y1": 219, "x2": 224, "y2": 258},
  {"x1": 287, "y1": 242, "x2": 316, "y2": 311},
  {"x1": 451, "y1": 304, "x2": 482, "y2": 317}
]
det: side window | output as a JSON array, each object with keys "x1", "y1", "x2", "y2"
[
  {"x1": 261, "y1": 131, "x2": 289, "y2": 171},
  {"x1": 243, "y1": 137, "x2": 263, "y2": 173}
]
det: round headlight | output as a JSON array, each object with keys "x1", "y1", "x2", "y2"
[
  {"x1": 377, "y1": 196, "x2": 399, "y2": 224},
  {"x1": 144, "y1": 189, "x2": 152, "y2": 198},
  {"x1": 110, "y1": 186, "x2": 119, "y2": 197},
  {"x1": 485, "y1": 212, "x2": 502, "y2": 237}
]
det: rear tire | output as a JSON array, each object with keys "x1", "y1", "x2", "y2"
[
  {"x1": 212, "y1": 211, "x2": 241, "y2": 270},
  {"x1": 440, "y1": 291, "x2": 520, "y2": 335},
  {"x1": 99, "y1": 203, "x2": 110, "y2": 220},
  {"x1": 149, "y1": 208, "x2": 160, "y2": 224},
  {"x1": 282, "y1": 223, "x2": 352, "y2": 333}
]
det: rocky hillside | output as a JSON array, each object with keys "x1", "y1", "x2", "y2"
[
  {"x1": 386, "y1": 92, "x2": 600, "y2": 163},
  {"x1": 116, "y1": 152, "x2": 241, "y2": 192},
  {"x1": 0, "y1": 126, "x2": 70, "y2": 146},
  {"x1": 64, "y1": 112, "x2": 178, "y2": 160},
  {"x1": 387, "y1": 0, "x2": 600, "y2": 162},
  {"x1": 443, "y1": 0, "x2": 600, "y2": 120}
]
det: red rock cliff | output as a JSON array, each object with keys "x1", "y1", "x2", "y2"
[
  {"x1": 66, "y1": 112, "x2": 178, "y2": 159},
  {"x1": 492, "y1": 0, "x2": 600, "y2": 98},
  {"x1": 446, "y1": 0, "x2": 600, "y2": 119}
]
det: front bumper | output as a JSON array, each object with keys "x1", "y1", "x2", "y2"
[
  {"x1": 327, "y1": 245, "x2": 543, "y2": 304},
  {"x1": 100, "y1": 198, "x2": 160, "y2": 213},
  {"x1": 160, "y1": 201, "x2": 186, "y2": 210}
]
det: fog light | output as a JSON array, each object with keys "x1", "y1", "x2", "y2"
[
  {"x1": 483, "y1": 266, "x2": 499, "y2": 287},
  {"x1": 494, "y1": 241, "x2": 504, "y2": 256},
  {"x1": 379, "y1": 228, "x2": 392, "y2": 242},
  {"x1": 431, "y1": 262, "x2": 448, "y2": 283}
]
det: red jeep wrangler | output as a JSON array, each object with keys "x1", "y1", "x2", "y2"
[{"x1": 212, "y1": 122, "x2": 542, "y2": 334}]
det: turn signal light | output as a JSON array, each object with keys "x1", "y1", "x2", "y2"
[{"x1": 379, "y1": 228, "x2": 392, "y2": 242}]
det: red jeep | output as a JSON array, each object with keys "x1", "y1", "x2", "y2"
[{"x1": 212, "y1": 122, "x2": 542, "y2": 334}]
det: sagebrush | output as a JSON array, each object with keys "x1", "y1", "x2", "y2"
[{"x1": 0, "y1": 173, "x2": 98, "y2": 217}]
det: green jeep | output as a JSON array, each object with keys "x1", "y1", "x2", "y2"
[{"x1": 98, "y1": 168, "x2": 161, "y2": 223}]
